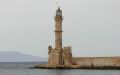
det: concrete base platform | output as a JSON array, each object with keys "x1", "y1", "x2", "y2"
[{"x1": 34, "y1": 64, "x2": 120, "y2": 69}]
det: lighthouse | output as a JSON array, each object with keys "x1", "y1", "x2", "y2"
[{"x1": 48, "y1": 7, "x2": 63, "y2": 66}]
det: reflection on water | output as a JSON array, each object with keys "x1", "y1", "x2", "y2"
[
  {"x1": 41, "y1": 69, "x2": 120, "y2": 75},
  {"x1": 0, "y1": 68, "x2": 120, "y2": 75}
]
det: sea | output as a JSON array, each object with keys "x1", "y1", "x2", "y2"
[{"x1": 0, "y1": 62, "x2": 120, "y2": 75}]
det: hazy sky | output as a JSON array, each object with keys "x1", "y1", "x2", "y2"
[{"x1": 0, "y1": 0, "x2": 120, "y2": 57}]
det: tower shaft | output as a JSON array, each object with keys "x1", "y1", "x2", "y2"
[{"x1": 55, "y1": 17, "x2": 63, "y2": 50}]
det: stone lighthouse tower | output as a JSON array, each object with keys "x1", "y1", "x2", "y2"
[
  {"x1": 48, "y1": 7, "x2": 63, "y2": 66},
  {"x1": 55, "y1": 7, "x2": 63, "y2": 51}
]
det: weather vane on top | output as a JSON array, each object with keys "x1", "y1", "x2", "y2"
[{"x1": 57, "y1": 0, "x2": 61, "y2": 8}]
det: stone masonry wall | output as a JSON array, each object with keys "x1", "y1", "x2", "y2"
[
  {"x1": 73, "y1": 57, "x2": 120, "y2": 67},
  {"x1": 63, "y1": 47, "x2": 73, "y2": 66}
]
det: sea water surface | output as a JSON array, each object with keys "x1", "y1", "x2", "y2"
[{"x1": 0, "y1": 62, "x2": 120, "y2": 75}]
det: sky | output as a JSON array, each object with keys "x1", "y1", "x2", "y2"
[{"x1": 0, "y1": 0, "x2": 120, "y2": 57}]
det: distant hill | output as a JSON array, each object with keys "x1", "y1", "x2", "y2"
[{"x1": 0, "y1": 51, "x2": 47, "y2": 62}]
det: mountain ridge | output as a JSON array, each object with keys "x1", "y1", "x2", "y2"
[{"x1": 0, "y1": 51, "x2": 47, "y2": 62}]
